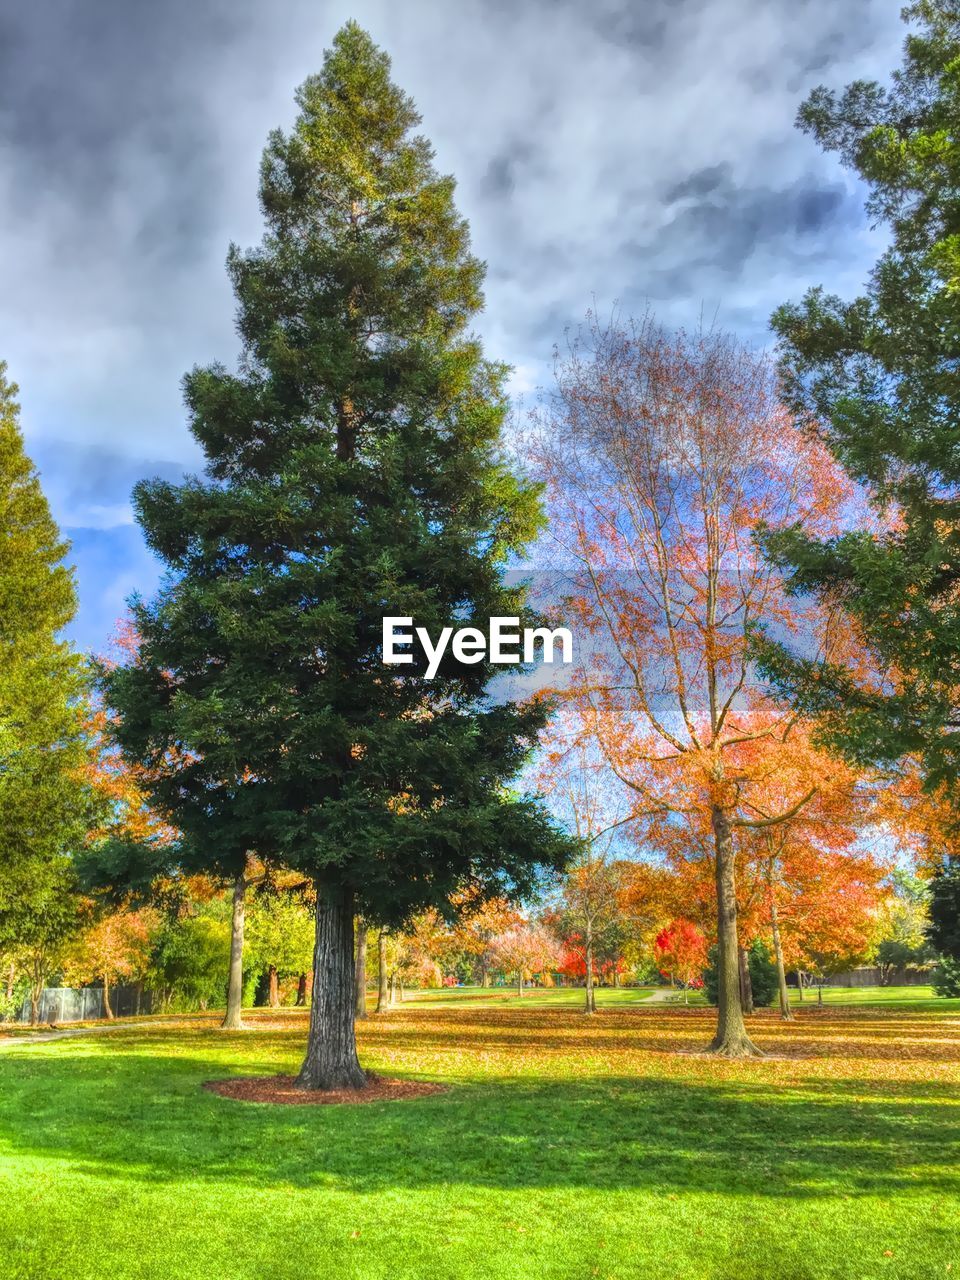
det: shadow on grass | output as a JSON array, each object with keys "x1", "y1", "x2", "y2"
[{"x1": 1, "y1": 1039, "x2": 957, "y2": 1200}]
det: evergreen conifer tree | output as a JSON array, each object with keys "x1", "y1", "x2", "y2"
[
  {"x1": 105, "y1": 24, "x2": 569, "y2": 1089},
  {"x1": 758, "y1": 2, "x2": 960, "y2": 794},
  {"x1": 0, "y1": 364, "x2": 93, "y2": 963}
]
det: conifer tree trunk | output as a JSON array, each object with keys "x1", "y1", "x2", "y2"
[
  {"x1": 709, "y1": 806, "x2": 761, "y2": 1056},
  {"x1": 354, "y1": 921, "x2": 368, "y2": 1019},
  {"x1": 295, "y1": 884, "x2": 367, "y2": 1091},
  {"x1": 376, "y1": 930, "x2": 389, "y2": 1013},
  {"x1": 222, "y1": 872, "x2": 246, "y2": 1030}
]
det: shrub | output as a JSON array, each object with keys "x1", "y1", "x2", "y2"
[
  {"x1": 704, "y1": 940, "x2": 777, "y2": 1008},
  {"x1": 747, "y1": 940, "x2": 778, "y2": 1008},
  {"x1": 933, "y1": 956, "x2": 960, "y2": 998}
]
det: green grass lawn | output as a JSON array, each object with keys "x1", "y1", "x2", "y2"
[
  {"x1": 408, "y1": 983, "x2": 658, "y2": 1008},
  {"x1": 1, "y1": 1000, "x2": 958, "y2": 1280},
  {"x1": 809, "y1": 983, "x2": 954, "y2": 1007}
]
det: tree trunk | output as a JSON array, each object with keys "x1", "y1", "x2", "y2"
[
  {"x1": 797, "y1": 970, "x2": 805, "y2": 1002},
  {"x1": 480, "y1": 958, "x2": 489, "y2": 988},
  {"x1": 584, "y1": 929, "x2": 597, "y2": 1014},
  {"x1": 295, "y1": 883, "x2": 367, "y2": 1091},
  {"x1": 770, "y1": 899, "x2": 793, "y2": 1020},
  {"x1": 389, "y1": 970, "x2": 397, "y2": 1006},
  {"x1": 376, "y1": 931, "x2": 389, "y2": 1013},
  {"x1": 354, "y1": 920, "x2": 367, "y2": 1019},
  {"x1": 296, "y1": 973, "x2": 307, "y2": 1006},
  {"x1": 5, "y1": 961, "x2": 14, "y2": 1000},
  {"x1": 517, "y1": 971, "x2": 523, "y2": 997},
  {"x1": 221, "y1": 871, "x2": 247, "y2": 1030},
  {"x1": 102, "y1": 975, "x2": 114, "y2": 1020},
  {"x1": 709, "y1": 805, "x2": 761, "y2": 1056},
  {"x1": 738, "y1": 946, "x2": 754, "y2": 1015},
  {"x1": 268, "y1": 965, "x2": 280, "y2": 1008}
]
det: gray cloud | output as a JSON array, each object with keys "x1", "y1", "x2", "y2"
[{"x1": 0, "y1": 0, "x2": 908, "y2": 649}]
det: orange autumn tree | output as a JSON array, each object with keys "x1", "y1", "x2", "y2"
[
  {"x1": 528, "y1": 312, "x2": 850, "y2": 1055},
  {"x1": 653, "y1": 919, "x2": 707, "y2": 1003},
  {"x1": 639, "y1": 720, "x2": 884, "y2": 1018},
  {"x1": 447, "y1": 887, "x2": 524, "y2": 988},
  {"x1": 734, "y1": 732, "x2": 885, "y2": 1016},
  {"x1": 62, "y1": 675, "x2": 179, "y2": 1020},
  {"x1": 62, "y1": 905, "x2": 158, "y2": 1020}
]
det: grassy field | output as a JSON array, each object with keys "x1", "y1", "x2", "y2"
[
  {"x1": 407, "y1": 984, "x2": 659, "y2": 1008},
  {"x1": 1, "y1": 995, "x2": 958, "y2": 1280}
]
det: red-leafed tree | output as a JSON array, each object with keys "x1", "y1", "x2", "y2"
[{"x1": 653, "y1": 919, "x2": 708, "y2": 1003}]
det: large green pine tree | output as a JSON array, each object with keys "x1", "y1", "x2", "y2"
[
  {"x1": 757, "y1": 1, "x2": 960, "y2": 794},
  {"x1": 0, "y1": 364, "x2": 92, "y2": 991},
  {"x1": 106, "y1": 23, "x2": 569, "y2": 1089}
]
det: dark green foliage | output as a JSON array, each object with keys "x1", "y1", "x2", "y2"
[
  {"x1": 704, "y1": 945, "x2": 720, "y2": 1005},
  {"x1": 0, "y1": 364, "x2": 96, "y2": 959},
  {"x1": 929, "y1": 854, "x2": 960, "y2": 959},
  {"x1": 756, "y1": 3, "x2": 960, "y2": 790},
  {"x1": 72, "y1": 839, "x2": 179, "y2": 910},
  {"x1": 747, "y1": 940, "x2": 778, "y2": 1009},
  {"x1": 704, "y1": 940, "x2": 777, "y2": 1008},
  {"x1": 932, "y1": 955, "x2": 960, "y2": 996},
  {"x1": 148, "y1": 904, "x2": 231, "y2": 1011},
  {"x1": 103, "y1": 24, "x2": 570, "y2": 928}
]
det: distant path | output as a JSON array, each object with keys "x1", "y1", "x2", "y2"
[
  {"x1": 645, "y1": 987, "x2": 690, "y2": 1004},
  {"x1": 0, "y1": 1016, "x2": 204, "y2": 1049}
]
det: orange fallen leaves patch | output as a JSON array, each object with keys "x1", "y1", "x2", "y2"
[
  {"x1": 228, "y1": 1002, "x2": 960, "y2": 1094},
  {"x1": 203, "y1": 1071, "x2": 447, "y2": 1106}
]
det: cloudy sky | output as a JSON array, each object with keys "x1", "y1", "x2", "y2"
[{"x1": 0, "y1": 0, "x2": 905, "y2": 652}]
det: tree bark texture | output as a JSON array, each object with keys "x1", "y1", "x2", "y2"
[
  {"x1": 770, "y1": 898, "x2": 794, "y2": 1020},
  {"x1": 354, "y1": 920, "x2": 368, "y2": 1019},
  {"x1": 738, "y1": 946, "x2": 754, "y2": 1016},
  {"x1": 221, "y1": 871, "x2": 247, "y2": 1030},
  {"x1": 584, "y1": 929, "x2": 597, "y2": 1014},
  {"x1": 709, "y1": 805, "x2": 761, "y2": 1056},
  {"x1": 295, "y1": 884, "x2": 367, "y2": 1091},
  {"x1": 376, "y1": 931, "x2": 390, "y2": 1013}
]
